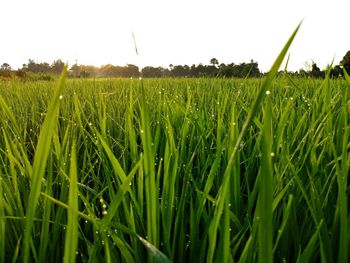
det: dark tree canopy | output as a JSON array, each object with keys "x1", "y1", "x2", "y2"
[
  {"x1": 310, "y1": 62, "x2": 324, "y2": 78},
  {"x1": 3, "y1": 51, "x2": 350, "y2": 79},
  {"x1": 340, "y1": 50, "x2": 350, "y2": 74},
  {"x1": 210, "y1": 58, "x2": 219, "y2": 67},
  {"x1": 1, "y1": 63, "x2": 11, "y2": 71}
]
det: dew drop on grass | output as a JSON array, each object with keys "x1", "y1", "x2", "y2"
[
  {"x1": 266, "y1": 90, "x2": 271, "y2": 95},
  {"x1": 270, "y1": 152, "x2": 275, "y2": 157},
  {"x1": 59, "y1": 95, "x2": 63, "y2": 100}
]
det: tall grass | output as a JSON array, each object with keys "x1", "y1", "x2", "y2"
[{"x1": 0, "y1": 26, "x2": 349, "y2": 262}]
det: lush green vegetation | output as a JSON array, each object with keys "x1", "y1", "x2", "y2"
[
  {"x1": 0, "y1": 26, "x2": 349, "y2": 262},
  {"x1": 2, "y1": 46, "x2": 350, "y2": 79}
]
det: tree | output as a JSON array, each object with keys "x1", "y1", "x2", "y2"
[
  {"x1": 51, "y1": 59, "x2": 65, "y2": 74},
  {"x1": 210, "y1": 58, "x2": 219, "y2": 67},
  {"x1": 124, "y1": 64, "x2": 140, "y2": 77},
  {"x1": 81, "y1": 65, "x2": 98, "y2": 78},
  {"x1": 24, "y1": 59, "x2": 51, "y2": 73},
  {"x1": 1, "y1": 63, "x2": 11, "y2": 71},
  {"x1": 142, "y1": 66, "x2": 163, "y2": 78},
  {"x1": 70, "y1": 63, "x2": 81, "y2": 77},
  {"x1": 340, "y1": 50, "x2": 350, "y2": 74},
  {"x1": 310, "y1": 62, "x2": 324, "y2": 78},
  {"x1": 0, "y1": 63, "x2": 12, "y2": 77},
  {"x1": 330, "y1": 65, "x2": 343, "y2": 78}
]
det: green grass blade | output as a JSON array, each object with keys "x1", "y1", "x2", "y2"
[
  {"x1": 23, "y1": 66, "x2": 67, "y2": 262},
  {"x1": 207, "y1": 22, "x2": 301, "y2": 262},
  {"x1": 238, "y1": 236, "x2": 253, "y2": 263},
  {"x1": 137, "y1": 235, "x2": 171, "y2": 263},
  {"x1": 297, "y1": 220, "x2": 323, "y2": 263},
  {"x1": 139, "y1": 82, "x2": 158, "y2": 250},
  {"x1": 258, "y1": 93, "x2": 274, "y2": 263},
  {"x1": 63, "y1": 143, "x2": 79, "y2": 263},
  {"x1": 0, "y1": 176, "x2": 5, "y2": 263},
  {"x1": 273, "y1": 194, "x2": 293, "y2": 252}
]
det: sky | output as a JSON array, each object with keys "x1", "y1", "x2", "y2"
[{"x1": 1, "y1": 0, "x2": 349, "y2": 72}]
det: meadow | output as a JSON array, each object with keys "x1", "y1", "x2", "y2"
[{"x1": 0, "y1": 26, "x2": 349, "y2": 263}]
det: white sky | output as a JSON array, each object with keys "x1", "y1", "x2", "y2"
[{"x1": 1, "y1": 0, "x2": 349, "y2": 72}]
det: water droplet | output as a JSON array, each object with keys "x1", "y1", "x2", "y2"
[
  {"x1": 265, "y1": 90, "x2": 271, "y2": 95},
  {"x1": 59, "y1": 95, "x2": 63, "y2": 99},
  {"x1": 270, "y1": 152, "x2": 275, "y2": 157}
]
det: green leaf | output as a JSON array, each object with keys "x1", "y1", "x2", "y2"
[{"x1": 23, "y1": 66, "x2": 67, "y2": 263}]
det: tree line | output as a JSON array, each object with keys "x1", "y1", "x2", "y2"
[
  {"x1": 1, "y1": 50, "x2": 350, "y2": 80},
  {"x1": 0, "y1": 58, "x2": 261, "y2": 79}
]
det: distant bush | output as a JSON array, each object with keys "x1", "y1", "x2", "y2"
[
  {"x1": 20, "y1": 72, "x2": 54, "y2": 81},
  {"x1": 0, "y1": 70, "x2": 54, "y2": 81},
  {"x1": 0, "y1": 70, "x2": 12, "y2": 79}
]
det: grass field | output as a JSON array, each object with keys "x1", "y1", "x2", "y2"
[{"x1": 0, "y1": 28, "x2": 349, "y2": 262}]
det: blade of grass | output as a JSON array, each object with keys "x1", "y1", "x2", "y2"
[
  {"x1": 0, "y1": 176, "x2": 5, "y2": 263},
  {"x1": 63, "y1": 143, "x2": 79, "y2": 263},
  {"x1": 297, "y1": 220, "x2": 323, "y2": 263},
  {"x1": 137, "y1": 235, "x2": 171, "y2": 263},
  {"x1": 139, "y1": 81, "x2": 159, "y2": 250},
  {"x1": 23, "y1": 66, "x2": 67, "y2": 263},
  {"x1": 207, "y1": 22, "x2": 302, "y2": 262},
  {"x1": 257, "y1": 92, "x2": 274, "y2": 263}
]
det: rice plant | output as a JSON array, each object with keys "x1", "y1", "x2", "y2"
[{"x1": 0, "y1": 24, "x2": 349, "y2": 262}]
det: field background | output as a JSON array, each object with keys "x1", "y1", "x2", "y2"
[{"x1": 0, "y1": 71, "x2": 349, "y2": 262}]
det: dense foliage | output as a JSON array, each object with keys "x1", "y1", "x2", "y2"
[
  {"x1": 0, "y1": 26, "x2": 349, "y2": 262},
  {"x1": 0, "y1": 71, "x2": 349, "y2": 262},
  {"x1": 1, "y1": 48, "x2": 350, "y2": 79}
]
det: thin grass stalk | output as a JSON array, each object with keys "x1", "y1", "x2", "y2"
[
  {"x1": 207, "y1": 22, "x2": 301, "y2": 262},
  {"x1": 258, "y1": 94, "x2": 273, "y2": 263},
  {"x1": 23, "y1": 66, "x2": 67, "y2": 263},
  {"x1": 63, "y1": 143, "x2": 79, "y2": 263}
]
